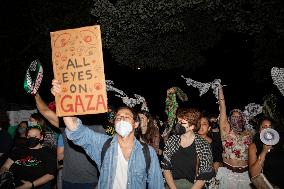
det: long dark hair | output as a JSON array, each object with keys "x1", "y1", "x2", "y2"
[
  {"x1": 137, "y1": 111, "x2": 158, "y2": 144},
  {"x1": 253, "y1": 117, "x2": 274, "y2": 156}
]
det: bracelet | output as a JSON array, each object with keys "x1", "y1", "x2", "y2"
[{"x1": 219, "y1": 99, "x2": 224, "y2": 101}]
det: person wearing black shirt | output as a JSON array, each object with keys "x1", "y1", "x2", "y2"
[
  {"x1": 198, "y1": 115, "x2": 223, "y2": 172},
  {"x1": 0, "y1": 125, "x2": 56, "y2": 189},
  {"x1": 162, "y1": 108, "x2": 215, "y2": 189}
]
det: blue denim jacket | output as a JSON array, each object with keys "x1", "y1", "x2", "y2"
[{"x1": 65, "y1": 119, "x2": 165, "y2": 189}]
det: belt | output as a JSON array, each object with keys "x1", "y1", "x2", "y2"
[{"x1": 223, "y1": 162, "x2": 248, "y2": 173}]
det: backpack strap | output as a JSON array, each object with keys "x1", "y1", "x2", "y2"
[
  {"x1": 140, "y1": 141, "x2": 151, "y2": 175},
  {"x1": 100, "y1": 138, "x2": 151, "y2": 175},
  {"x1": 101, "y1": 137, "x2": 112, "y2": 169}
]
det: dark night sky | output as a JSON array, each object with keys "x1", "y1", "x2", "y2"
[{"x1": 0, "y1": 0, "x2": 283, "y2": 119}]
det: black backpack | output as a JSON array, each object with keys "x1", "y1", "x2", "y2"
[{"x1": 101, "y1": 138, "x2": 151, "y2": 175}]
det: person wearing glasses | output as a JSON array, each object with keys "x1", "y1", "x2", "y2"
[{"x1": 50, "y1": 79, "x2": 164, "y2": 189}]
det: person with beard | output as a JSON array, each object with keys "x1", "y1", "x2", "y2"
[
  {"x1": 51, "y1": 79, "x2": 164, "y2": 189},
  {"x1": 216, "y1": 86, "x2": 253, "y2": 188},
  {"x1": 162, "y1": 108, "x2": 215, "y2": 189},
  {"x1": 0, "y1": 125, "x2": 56, "y2": 189}
]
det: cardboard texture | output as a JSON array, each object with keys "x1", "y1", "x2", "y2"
[{"x1": 50, "y1": 25, "x2": 108, "y2": 116}]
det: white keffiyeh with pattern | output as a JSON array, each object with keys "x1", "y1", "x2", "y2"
[
  {"x1": 181, "y1": 75, "x2": 221, "y2": 100},
  {"x1": 106, "y1": 80, "x2": 149, "y2": 111},
  {"x1": 243, "y1": 103, "x2": 263, "y2": 133},
  {"x1": 271, "y1": 67, "x2": 284, "y2": 96}
]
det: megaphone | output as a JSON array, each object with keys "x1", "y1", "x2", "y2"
[{"x1": 260, "y1": 128, "x2": 280, "y2": 146}]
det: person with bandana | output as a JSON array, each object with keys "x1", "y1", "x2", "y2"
[
  {"x1": 162, "y1": 108, "x2": 215, "y2": 189},
  {"x1": 0, "y1": 125, "x2": 57, "y2": 189},
  {"x1": 50, "y1": 79, "x2": 165, "y2": 189},
  {"x1": 216, "y1": 86, "x2": 253, "y2": 188}
]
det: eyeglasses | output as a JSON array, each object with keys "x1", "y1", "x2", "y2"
[{"x1": 114, "y1": 115, "x2": 133, "y2": 122}]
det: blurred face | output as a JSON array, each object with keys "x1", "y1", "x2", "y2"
[
  {"x1": 19, "y1": 122, "x2": 28, "y2": 129},
  {"x1": 27, "y1": 128, "x2": 43, "y2": 140},
  {"x1": 260, "y1": 120, "x2": 272, "y2": 132},
  {"x1": 231, "y1": 111, "x2": 242, "y2": 118},
  {"x1": 229, "y1": 111, "x2": 245, "y2": 132},
  {"x1": 198, "y1": 117, "x2": 210, "y2": 136},
  {"x1": 28, "y1": 117, "x2": 38, "y2": 127},
  {"x1": 18, "y1": 122, "x2": 28, "y2": 136},
  {"x1": 138, "y1": 113, "x2": 148, "y2": 134},
  {"x1": 210, "y1": 117, "x2": 217, "y2": 123}
]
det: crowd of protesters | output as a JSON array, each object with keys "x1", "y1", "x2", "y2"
[{"x1": 0, "y1": 82, "x2": 284, "y2": 189}]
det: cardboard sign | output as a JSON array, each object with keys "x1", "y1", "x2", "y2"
[{"x1": 50, "y1": 25, "x2": 108, "y2": 116}]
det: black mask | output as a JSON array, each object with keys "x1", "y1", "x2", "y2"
[
  {"x1": 27, "y1": 137, "x2": 41, "y2": 148},
  {"x1": 174, "y1": 123, "x2": 186, "y2": 135}
]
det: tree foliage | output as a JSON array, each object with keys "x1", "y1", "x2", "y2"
[
  {"x1": 1, "y1": 0, "x2": 284, "y2": 103},
  {"x1": 90, "y1": 0, "x2": 284, "y2": 70}
]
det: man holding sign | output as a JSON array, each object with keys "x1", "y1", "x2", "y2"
[
  {"x1": 50, "y1": 26, "x2": 164, "y2": 189},
  {"x1": 51, "y1": 79, "x2": 164, "y2": 189}
]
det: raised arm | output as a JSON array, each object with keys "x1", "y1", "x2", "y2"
[
  {"x1": 218, "y1": 86, "x2": 230, "y2": 135},
  {"x1": 50, "y1": 79, "x2": 78, "y2": 131},
  {"x1": 34, "y1": 93, "x2": 59, "y2": 127}
]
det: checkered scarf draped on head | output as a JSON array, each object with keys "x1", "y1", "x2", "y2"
[{"x1": 229, "y1": 109, "x2": 246, "y2": 132}]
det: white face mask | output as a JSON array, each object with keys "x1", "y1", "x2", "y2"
[{"x1": 115, "y1": 120, "x2": 133, "y2": 138}]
